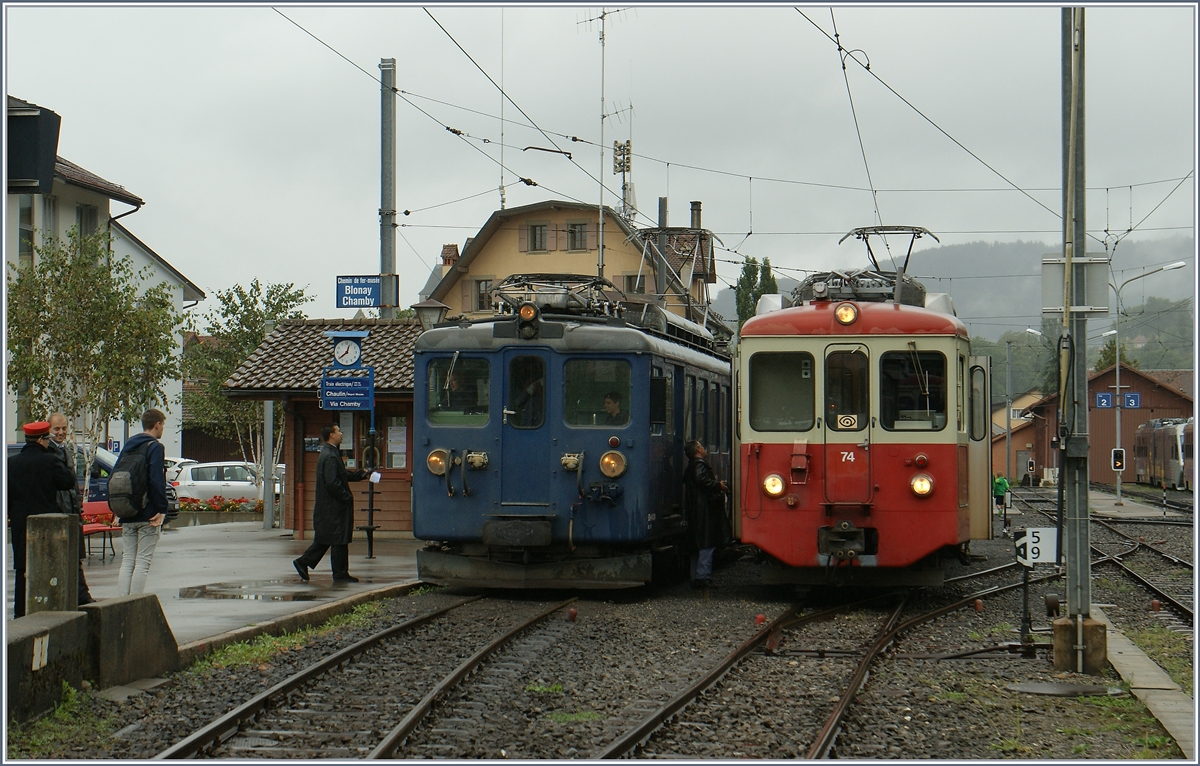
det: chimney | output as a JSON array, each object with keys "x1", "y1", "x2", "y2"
[
  {"x1": 690, "y1": 200, "x2": 702, "y2": 229},
  {"x1": 440, "y1": 243, "x2": 459, "y2": 276}
]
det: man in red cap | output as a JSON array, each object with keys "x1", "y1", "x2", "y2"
[{"x1": 6, "y1": 421, "x2": 78, "y2": 618}]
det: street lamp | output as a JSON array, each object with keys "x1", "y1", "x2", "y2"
[{"x1": 1108, "y1": 260, "x2": 1187, "y2": 505}]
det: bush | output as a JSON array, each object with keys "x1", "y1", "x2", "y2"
[{"x1": 182, "y1": 496, "x2": 264, "y2": 513}]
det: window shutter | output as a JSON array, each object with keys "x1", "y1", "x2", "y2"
[
  {"x1": 547, "y1": 224, "x2": 558, "y2": 251},
  {"x1": 587, "y1": 224, "x2": 597, "y2": 251},
  {"x1": 518, "y1": 224, "x2": 528, "y2": 252},
  {"x1": 461, "y1": 280, "x2": 471, "y2": 312}
]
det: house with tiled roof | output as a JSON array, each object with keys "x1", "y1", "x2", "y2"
[
  {"x1": 222, "y1": 318, "x2": 422, "y2": 537},
  {"x1": 424, "y1": 199, "x2": 731, "y2": 342},
  {"x1": 1021, "y1": 363, "x2": 1193, "y2": 485},
  {"x1": 6, "y1": 95, "x2": 204, "y2": 455}
]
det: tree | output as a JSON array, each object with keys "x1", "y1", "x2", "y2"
[
  {"x1": 6, "y1": 227, "x2": 183, "y2": 489},
  {"x1": 1093, "y1": 337, "x2": 1137, "y2": 373},
  {"x1": 734, "y1": 256, "x2": 779, "y2": 330},
  {"x1": 183, "y1": 279, "x2": 310, "y2": 493}
]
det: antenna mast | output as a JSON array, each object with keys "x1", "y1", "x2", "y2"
[
  {"x1": 499, "y1": 8, "x2": 506, "y2": 209},
  {"x1": 597, "y1": 8, "x2": 607, "y2": 279}
]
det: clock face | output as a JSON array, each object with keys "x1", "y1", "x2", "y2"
[{"x1": 334, "y1": 339, "x2": 361, "y2": 366}]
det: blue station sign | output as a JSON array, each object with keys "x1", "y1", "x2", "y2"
[
  {"x1": 1123, "y1": 392, "x2": 1141, "y2": 409},
  {"x1": 1095, "y1": 392, "x2": 1113, "y2": 408},
  {"x1": 336, "y1": 275, "x2": 383, "y2": 309},
  {"x1": 320, "y1": 369, "x2": 374, "y2": 410}
]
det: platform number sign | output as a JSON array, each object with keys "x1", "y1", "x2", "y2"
[
  {"x1": 1014, "y1": 527, "x2": 1057, "y2": 568},
  {"x1": 1123, "y1": 392, "x2": 1141, "y2": 409}
]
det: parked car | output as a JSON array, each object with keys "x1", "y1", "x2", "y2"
[
  {"x1": 172, "y1": 461, "x2": 278, "y2": 504},
  {"x1": 164, "y1": 457, "x2": 198, "y2": 482},
  {"x1": 7, "y1": 443, "x2": 116, "y2": 503}
]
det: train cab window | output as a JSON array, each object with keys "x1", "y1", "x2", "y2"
[
  {"x1": 749, "y1": 352, "x2": 815, "y2": 431},
  {"x1": 878, "y1": 350, "x2": 948, "y2": 431},
  {"x1": 696, "y1": 379, "x2": 708, "y2": 447},
  {"x1": 507, "y1": 356, "x2": 545, "y2": 429},
  {"x1": 564, "y1": 359, "x2": 631, "y2": 427},
  {"x1": 825, "y1": 350, "x2": 868, "y2": 431},
  {"x1": 428, "y1": 357, "x2": 490, "y2": 425}
]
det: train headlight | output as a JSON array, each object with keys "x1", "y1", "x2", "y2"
[
  {"x1": 762, "y1": 474, "x2": 786, "y2": 498},
  {"x1": 834, "y1": 302, "x2": 858, "y2": 325},
  {"x1": 599, "y1": 450, "x2": 627, "y2": 478},
  {"x1": 910, "y1": 473, "x2": 934, "y2": 496},
  {"x1": 426, "y1": 449, "x2": 450, "y2": 476}
]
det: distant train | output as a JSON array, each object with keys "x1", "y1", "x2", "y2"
[
  {"x1": 411, "y1": 274, "x2": 731, "y2": 589},
  {"x1": 1133, "y1": 417, "x2": 1193, "y2": 491},
  {"x1": 733, "y1": 226, "x2": 993, "y2": 586}
]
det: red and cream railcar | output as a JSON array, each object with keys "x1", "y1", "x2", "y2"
[{"x1": 734, "y1": 271, "x2": 993, "y2": 586}]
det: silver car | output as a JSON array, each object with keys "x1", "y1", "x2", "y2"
[{"x1": 172, "y1": 461, "x2": 260, "y2": 503}]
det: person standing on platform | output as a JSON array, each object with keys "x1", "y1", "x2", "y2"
[
  {"x1": 993, "y1": 472, "x2": 1010, "y2": 512},
  {"x1": 293, "y1": 424, "x2": 368, "y2": 583},
  {"x1": 48, "y1": 413, "x2": 94, "y2": 605},
  {"x1": 6, "y1": 421, "x2": 78, "y2": 617},
  {"x1": 683, "y1": 439, "x2": 729, "y2": 590},
  {"x1": 115, "y1": 409, "x2": 168, "y2": 596}
]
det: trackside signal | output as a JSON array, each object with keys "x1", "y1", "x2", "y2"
[{"x1": 1111, "y1": 448, "x2": 1126, "y2": 472}]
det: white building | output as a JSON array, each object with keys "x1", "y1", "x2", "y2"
[{"x1": 6, "y1": 96, "x2": 203, "y2": 456}]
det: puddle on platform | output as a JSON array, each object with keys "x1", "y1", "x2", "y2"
[{"x1": 178, "y1": 580, "x2": 322, "y2": 601}]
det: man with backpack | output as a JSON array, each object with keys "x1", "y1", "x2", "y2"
[{"x1": 113, "y1": 409, "x2": 168, "y2": 596}]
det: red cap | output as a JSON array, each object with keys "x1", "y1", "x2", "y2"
[{"x1": 22, "y1": 421, "x2": 51, "y2": 437}]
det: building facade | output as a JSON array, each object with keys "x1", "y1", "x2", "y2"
[
  {"x1": 1022, "y1": 364, "x2": 1193, "y2": 485},
  {"x1": 6, "y1": 96, "x2": 203, "y2": 455}
]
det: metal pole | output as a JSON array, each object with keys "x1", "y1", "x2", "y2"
[
  {"x1": 379, "y1": 58, "x2": 397, "y2": 319},
  {"x1": 1114, "y1": 324, "x2": 1123, "y2": 504},
  {"x1": 1005, "y1": 340, "x2": 1012, "y2": 481},
  {"x1": 1062, "y1": 8, "x2": 1092, "y2": 643},
  {"x1": 263, "y1": 321, "x2": 276, "y2": 530},
  {"x1": 597, "y1": 11, "x2": 606, "y2": 280}
]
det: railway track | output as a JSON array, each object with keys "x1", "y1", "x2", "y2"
[
  {"x1": 593, "y1": 567, "x2": 1057, "y2": 759},
  {"x1": 1090, "y1": 481, "x2": 1193, "y2": 514},
  {"x1": 1010, "y1": 487, "x2": 1193, "y2": 632},
  {"x1": 153, "y1": 596, "x2": 574, "y2": 759}
]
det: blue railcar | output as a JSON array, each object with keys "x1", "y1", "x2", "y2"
[{"x1": 413, "y1": 275, "x2": 731, "y2": 588}]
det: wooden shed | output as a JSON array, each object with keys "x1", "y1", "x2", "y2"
[{"x1": 223, "y1": 318, "x2": 422, "y2": 538}]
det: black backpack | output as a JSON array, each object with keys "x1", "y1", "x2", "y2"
[{"x1": 108, "y1": 441, "x2": 152, "y2": 519}]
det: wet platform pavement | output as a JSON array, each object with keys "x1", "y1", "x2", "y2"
[{"x1": 6, "y1": 522, "x2": 423, "y2": 645}]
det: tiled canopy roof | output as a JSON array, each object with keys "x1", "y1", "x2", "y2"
[
  {"x1": 222, "y1": 318, "x2": 422, "y2": 398},
  {"x1": 55, "y1": 156, "x2": 144, "y2": 207}
]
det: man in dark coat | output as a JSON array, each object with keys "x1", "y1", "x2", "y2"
[
  {"x1": 683, "y1": 439, "x2": 729, "y2": 590},
  {"x1": 49, "y1": 413, "x2": 94, "y2": 605},
  {"x1": 7, "y1": 421, "x2": 79, "y2": 617},
  {"x1": 293, "y1": 424, "x2": 368, "y2": 582}
]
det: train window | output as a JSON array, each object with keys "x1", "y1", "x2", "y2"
[
  {"x1": 970, "y1": 366, "x2": 987, "y2": 441},
  {"x1": 957, "y1": 355, "x2": 966, "y2": 433},
  {"x1": 564, "y1": 359, "x2": 631, "y2": 427},
  {"x1": 664, "y1": 367, "x2": 675, "y2": 437},
  {"x1": 825, "y1": 350, "x2": 868, "y2": 432},
  {"x1": 696, "y1": 379, "x2": 708, "y2": 447},
  {"x1": 650, "y1": 371, "x2": 667, "y2": 436},
  {"x1": 427, "y1": 357, "x2": 490, "y2": 425},
  {"x1": 684, "y1": 374, "x2": 695, "y2": 438},
  {"x1": 507, "y1": 356, "x2": 545, "y2": 429},
  {"x1": 748, "y1": 352, "x2": 815, "y2": 432},
  {"x1": 878, "y1": 350, "x2": 948, "y2": 431}
]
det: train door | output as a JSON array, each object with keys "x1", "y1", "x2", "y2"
[
  {"x1": 499, "y1": 350, "x2": 550, "y2": 506},
  {"x1": 967, "y1": 357, "x2": 992, "y2": 540},
  {"x1": 823, "y1": 344, "x2": 872, "y2": 505}
]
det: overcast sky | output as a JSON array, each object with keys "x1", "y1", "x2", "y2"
[{"x1": 4, "y1": 3, "x2": 1196, "y2": 328}]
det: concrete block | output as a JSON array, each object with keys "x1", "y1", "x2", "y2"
[
  {"x1": 1052, "y1": 616, "x2": 1108, "y2": 674},
  {"x1": 6, "y1": 611, "x2": 90, "y2": 723},
  {"x1": 81, "y1": 594, "x2": 179, "y2": 688},
  {"x1": 27, "y1": 514, "x2": 79, "y2": 615}
]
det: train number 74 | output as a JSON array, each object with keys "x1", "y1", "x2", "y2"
[{"x1": 840, "y1": 451, "x2": 856, "y2": 462}]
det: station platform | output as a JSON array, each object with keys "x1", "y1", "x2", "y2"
[{"x1": 5, "y1": 522, "x2": 423, "y2": 645}]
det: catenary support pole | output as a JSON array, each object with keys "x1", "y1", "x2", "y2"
[{"x1": 380, "y1": 58, "x2": 397, "y2": 319}]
